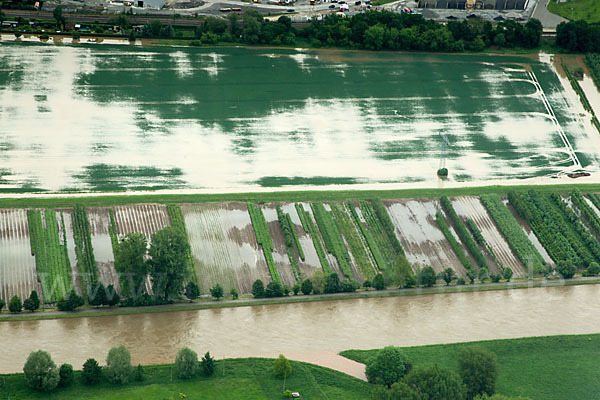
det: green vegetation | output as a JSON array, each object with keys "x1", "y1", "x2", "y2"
[
  {"x1": 247, "y1": 202, "x2": 280, "y2": 283},
  {"x1": 556, "y1": 20, "x2": 600, "y2": 52},
  {"x1": 441, "y1": 197, "x2": 489, "y2": 270},
  {"x1": 354, "y1": 201, "x2": 393, "y2": 273},
  {"x1": 1, "y1": 357, "x2": 370, "y2": 399},
  {"x1": 465, "y1": 219, "x2": 503, "y2": 269},
  {"x1": 342, "y1": 333, "x2": 600, "y2": 400},
  {"x1": 549, "y1": 0, "x2": 600, "y2": 24},
  {"x1": 167, "y1": 205, "x2": 197, "y2": 284},
  {"x1": 295, "y1": 203, "x2": 332, "y2": 274},
  {"x1": 561, "y1": 62, "x2": 600, "y2": 132},
  {"x1": 585, "y1": 53, "x2": 600, "y2": 89},
  {"x1": 147, "y1": 226, "x2": 192, "y2": 299},
  {"x1": 480, "y1": 194, "x2": 545, "y2": 271},
  {"x1": 72, "y1": 205, "x2": 98, "y2": 297},
  {"x1": 312, "y1": 203, "x2": 352, "y2": 278},
  {"x1": 371, "y1": 200, "x2": 406, "y2": 258},
  {"x1": 435, "y1": 211, "x2": 473, "y2": 271},
  {"x1": 287, "y1": 213, "x2": 304, "y2": 261},
  {"x1": 570, "y1": 191, "x2": 600, "y2": 237},
  {"x1": 276, "y1": 205, "x2": 302, "y2": 281},
  {"x1": 26, "y1": 209, "x2": 72, "y2": 303}
]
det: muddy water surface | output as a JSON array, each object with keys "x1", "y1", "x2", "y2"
[{"x1": 1, "y1": 284, "x2": 599, "y2": 375}]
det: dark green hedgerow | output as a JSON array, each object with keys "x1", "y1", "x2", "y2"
[
  {"x1": 247, "y1": 202, "x2": 280, "y2": 283},
  {"x1": 311, "y1": 203, "x2": 352, "y2": 278},
  {"x1": 435, "y1": 211, "x2": 473, "y2": 271},
  {"x1": 295, "y1": 203, "x2": 332, "y2": 274},
  {"x1": 372, "y1": 199, "x2": 405, "y2": 257},
  {"x1": 465, "y1": 218, "x2": 503, "y2": 269},
  {"x1": 276, "y1": 205, "x2": 301, "y2": 282},
  {"x1": 72, "y1": 205, "x2": 98, "y2": 297},
  {"x1": 347, "y1": 201, "x2": 388, "y2": 274},
  {"x1": 167, "y1": 205, "x2": 198, "y2": 284}
]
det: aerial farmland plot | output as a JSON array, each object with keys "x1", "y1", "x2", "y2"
[
  {"x1": 0, "y1": 45, "x2": 598, "y2": 192},
  {"x1": 86, "y1": 208, "x2": 120, "y2": 290}
]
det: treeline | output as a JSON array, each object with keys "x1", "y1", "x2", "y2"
[{"x1": 556, "y1": 20, "x2": 600, "y2": 53}]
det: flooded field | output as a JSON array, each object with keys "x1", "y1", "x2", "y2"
[
  {"x1": 1, "y1": 284, "x2": 599, "y2": 374},
  {"x1": 0, "y1": 43, "x2": 598, "y2": 192}
]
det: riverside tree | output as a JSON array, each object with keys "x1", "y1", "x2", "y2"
[
  {"x1": 23, "y1": 350, "x2": 60, "y2": 392},
  {"x1": 210, "y1": 283, "x2": 224, "y2": 300},
  {"x1": 417, "y1": 266, "x2": 437, "y2": 288},
  {"x1": 301, "y1": 279, "x2": 312, "y2": 295},
  {"x1": 324, "y1": 273, "x2": 341, "y2": 293},
  {"x1": 458, "y1": 346, "x2": 498, "y2": 400},
  {"x1": 9, "y1": 295, "x2": 22, "y2": 313},
  {"x1": 105, "y1": 345, "x2": 132, "y2": 384},
  {"x1": 82, "y1": 358, "x2": 102, "y2": 385},
  {"x1": 115, "y1": 232, "x2": 148, "y2": 298},
  {"x1": 404, "y1": 365, "x2": 466, "y2": 400},
  {"x1": 148, "y1": 227, "x2": 190, "y2": 299},
  {"x1": 265, "y1": 281, "x2": 284, "y2": 297},
  {"x1": 365, "y1": 346, "x2": 412, "y2": 388},
  {"x1": 201, "y1": 352, "x2": 216, "y2": 376},
  {"x1": 0, "y1": 298, "x2": 5, "y2": 312},
  {"x1": 185, "y1": 281, "x2": 200, "y2": 301},
  {"x1": 440, "y1": 268, "x2": 457, "y2": 286},
  {"x1": 273, "y1": 354, "x2": 292, "y2": 390},
  {"x1": 373, "y1": 273, "x2": 385, "y2": 290},
  {"x1": 252, "y1": 279, "x2": 265, "y2": 298},
  {"x1": 57, "y1": 290, "x2": 84, "y2": 312},
  {"x1": 88, "y1": 282, "x2": 108, "y2": 307},
  {"x1": 58, "y1": 363, "x2": 74, "y2": 387},
  {"x1": 175, "y1": 347, "x2": 198, "y2": 379},
  {"x1": 503, "y1": 267, "x2": 513, "y2": 282},
  {"x1": 24, "y1": 290, "x2": 40, "y2": 312}
]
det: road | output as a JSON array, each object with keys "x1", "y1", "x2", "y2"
[{"x1": 532, "y1": 0, "x2": 567, "y2": 28}]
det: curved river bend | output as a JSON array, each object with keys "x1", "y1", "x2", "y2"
[{"x1": 1, "y1": 285, "x2": 599, "y2": 374}]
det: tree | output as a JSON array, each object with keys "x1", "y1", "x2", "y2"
[
  {"x1": 587, "y1": 262, "x2": 600, "y2": 276},
  {"x1": 82, "y1": 358, "x2": 102, "y2": 385},
  {"x1": 148, "y1": 227, "x2": 191, "y2": 299},
  {"x1": 557, "y1": 260, "x2": 576, "y2": 279},
  {"x1": 493, "y1": 33, "x2": 506, "y2": 47},
  {"x1": 57, "y1": 290, "x2": 84, "y2": 312},
  {"x1": 201, "y1": 351, "x2": 216, "y2": 376},
  {"x1": 0, "y1": 298, "x2": 5, "y2": 312},
  {"x1": 23, "y1": 350, "x2": 60, "y2": 392},
  {"x1": 184, "y1": 281, "x2": 200, "y2": 301},
  {"x1": 115, "y1": 232, "x2": 148, "y2": 298},
  {"x1": 503, "y1": 267, "x2": 513, "y2": 282},
  {"x1": 467, "y1": 269, "x2": 477, "y2": 284},
  {"x1": 29, "y1": 290, "x2": 40, "y2": 310},
  {"x1": 265, "y1": 281, "x2": 284, "y2": 297},
  {"x1": 9, "y1": 295, "x2": 22, "y2": 313},
  {"x1": 210, "y1": 283, "x2": 224, "y2": 300},
  {"x1": 23, "y1": 298, "x2": 36, "y2": 312},
  {"x1": 292, "y1": 283, "x2": 300, "y2": 296},
  {"x1": 404, "y1": 365, "x2": 465, "y2": 400},
  {"x1": 458, "y1": 346, "x2": 498, "y2": 400},
  {"x1": 478, "y1": 267, "x2": 489, "y2": 283},
  {"x1": 58, "y1": 363, "x2": 74, "y2": 387},
  {"x1": 441, "y1": 268, "x2": 457, "y2": 286},
  {"x1": 390, "y1": 256, "x2": 416, "y2": 289},
  {"x1": 175, "y1": 347, "x2": 198, "y2": 379},
  {"x1": 105, "y1": 284, "x2": 120, "y2": 306},
  {"x1": 273, "y1": 354, "x2": 292, "y2": 390},
  {"x1": 365, "y1": 346, "x2": 412, "y2": 388},
  {"x1": 231, "y1": 287, "x2": 239, "y2": 299},
  {"x1": 105, "y1": 345, "x2": 132, "y2": 384},
  {"x1": 364, "y1": 24, "x2": 385, "y2": 50},
  {"x1": 159, "y1": 24, "x2": 175, "y2": 38},
  {"x1": 341, "y1": 279, "x2": 360, "y2": 292},
  {"x1": 53, "y1": 6, "x2": 66, "y2": 29},
  {"x1": 310, "y1": 271, "x2": 327, "y2": 294},
  {"x1": 324, "y1": 273, "x2": 341, "y2": 293},
  {"x1": 417, "y1": 267, "x2": 437, "y2": 288},
  {"x1": 89, "y1": 282, "x2": 107, "y2": 307},
  {"x1": 128, "y1": 30, "x2": 136, "y2": 42},
  {"x1": 301, "y1": 279, "x2": 313, "y2": 295},
  {"x1": 371, "y1": 382, "x2": 421, "y2": 400},
  {"x1": 373, "y1": 273, "x2": 385, "y2": 290},
  {"x1": 134, "y1": 364, "x2": 144, "y2": 381},
  {"x1": 252, "y1": 279, "x2": 265, "y2": 298}
]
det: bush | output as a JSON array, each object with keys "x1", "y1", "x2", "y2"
[
  {"x1": 210, "y1": 283, "x2": 224, "y2": 300},
  {"x1": 417, "y1": 266, "x2": 437, "y2": 288},
  {"x1": 404, "y1": 365, "x2": 465, "y2": 400},
  {"x1": 292, "y1": 283, "x2": 300, "y2": 296},
  {"x1": 105, "y1": 345, "x2": 132, "y2": 384},
  {"x1": 252, "y1": 279, "x2": 265, "y2": 298},
  {"x1": 57, "y1": 290, "x2": 84, "y2": 312},
  {"x1": 9, "y1": 295, "x2": 22, "y2": 313},
  {"x1": 478, "y1": 268, "x2": 489, "y2": 283},
  {"x1": 265, "y1": 281, "x2": 284, "y2": 297},
  {"x1": 373, "y1": 273, "x2": 385, "y2": 290},
  {"x1": 0, "y1": 298, "x2": 5, "y2": 312},
  {"x1": 58, "y1": 363, "x2": 74, "y2": 387},
  {"x1": 82, "y1": 358, "x2": 102, "y2": 385},
  {"x1": 301, "y1": 279, "x2": 312, "y2": 295},
  {"x1": 134, "y1": 364, "x2": 144, "y2": 381},
  {"x1": 340, "y1": 279, "x2": 360, "y2": 292},
  {"x1": 175, "y1": 347, "x2": 198, "y2": 379},
  {"x1": 457, "y1": 277, "x2": 466, "y2": 285},
  {"x1": 587, "y1": 262, "x2": 600, "y2": 276},
  {"x1": 23, "y1": 350, "x2": 60, "y2": 392},
  {"x1": 231, "y1": 287, "x2": 239, "y2": 299},
  {"x1": 365, "y1": 346, "x2": 411, "y2": 388},
  {"x1": 503, "y1": 267, "x2": 513, "y2": 282},
  {"x1": 324, "y1": 273, "x2": 341, "y2": 293},
  {"x1": 185, "y1": 281, "x2": 200, "y2": 301},
  {"x1": 201, "y1": 351, "x2": 216, "y2": 376},
  {"x1": 557, "y1": 260, "x2": 576, "y2": 279},
  {"x1": 458, "y1": 346, "x2": 498, "y2": 400}
]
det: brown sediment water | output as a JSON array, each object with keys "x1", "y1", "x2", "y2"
[{"x1": 1, "y1": 284, "x2": 599, "y2": 376}]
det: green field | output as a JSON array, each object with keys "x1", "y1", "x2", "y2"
[
  {"x1": 548, "y1": 0, "x2": 600, "y2": 23},
  {"x1": 341, "y1": 334, "x2": 600, "y2": 400},
  {"x1": 0, "y1": 358, "x2": 370, "y2": 400}
]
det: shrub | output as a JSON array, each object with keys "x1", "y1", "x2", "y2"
[
  {"x1": 134, "y1": 364, "x2": 144, "y2": 381},
  {"x1": 175, "y1": 347, "x2": 198, "y2": 379},
  {"x1": 340, "y1": 279, "x2": 360, "y2": 292},
  {"x1": 301, "y1": 279, "x2": 312, "y2": 295},
  {"x1": 58, "y1": 363, "x2": 74, "y2": 387},
  {"x1": 404, "y1": 365, "x2": 465, "y2": 400},
  {"x1": 185, "y1": 281, "x2": 200, "y2": 301},
  {"x1": 252, "y1": 279, "x2": 265, "y2": 298},
  {"x1": 292, "y1": 283, "x2": 300, "y2": 296},
  {"x1": 210, "y1": 283, "x2": 224, "y2": 300},
  {"x1": 9, "y1": 295, "x2": 22, "y2": 313},
  {"x1": 82, "y1": 358, "x2": 102, "y2": 385},
  {"x1": 201, "y1": 352, "x2": 216, "y2": 376},
  {"x1": 587, "y1": 262, "x2": 600, "y2": 276},
  {"x1": 23, "y1": 350, "x2": 60, "y2": 392},
  {"x1": 231, "y1": 287, "x2": 239, "y2": 299},
  {"x1": 40, "y1": 33, "x2": 50, "y2": 40},
  {"x1": 365, "y1": 346, "x2": 411, "y2": 388},
  {"x1": 105, "y1": 345, "x2": 132, "y2": 384},
  {"x1": 457, "y1": 277, "x2": 466, "y2": 285},
  {"x1": 417, "y1": 266, "x2": 437, "y2": 288},
  {"x1": 324, "y1": 273, "x2": 341, "y2": 293},
  {"x1": 0, "y1": 298, "x2": 5, "y2": 312},
  {"x1": 458, "y1": 346, "x2": 498, "y2": 400},
  {"x1": 437, "y1": 167, "x2": 448, "y2": 177},
  {"x1": 503, "y1": 267, "x2": 513, "y2": 282},
  {"x1": 557, "y1": 260, "x2": 576, "y2": 279},
  {"x1": 373, "y1": 273, "x2": 385, "y2": 290},
  {"x1": 265, "y1": 281, "x2": 284, "y2": 297},
  {"x1": 478, "y1": 268, "x2": 489, "y2": 283}
]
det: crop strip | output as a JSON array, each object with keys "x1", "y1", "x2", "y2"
[
  {"x1": 372, "y1": 199, "x2": 406, "y2": 257},
  {"x1": 276, "y1": 205, "x2": 301, "y2": 282},
  {"x1": 311, "y1": 203, "x2": 352, "y2": 278},
  {"x1": 247, "y1": 202, "x2": 280, "y2": 283},
  {"x1": 167, "y1": 205, "x2": 198, "y2": 284},
  {"x1": 465, "y1": 219, "x2": 503, "y2": 269},
  {"x1": 347, "y1": 201, "x2": 387, "y2": 273},
  {"x1": 435, "y1": 211, "x2": 473, "y2": 272},
  {"x1": 295, "y1": 204, "x2": 332, "y2": 274},
  {"x1": 570, "y1": 191, "x2": 600, "y2": 239},
  {"x1": 72, "y1": 205, "x2": 98, "y2": 298}
]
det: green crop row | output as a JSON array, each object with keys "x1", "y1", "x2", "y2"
[
  {"x1": 440, "y1": 197, "x2": 489, "y2": 270},
  {"x1": 347, "y1": 201, "x2": 388, "y2": 274},
  {"x1": 570, "y1": 191, "x2": 600, "y2": 238},
  {"x1": 295, "y1": 203, "x2": 332, "y2": 274},
  {"x1": 480, "y1": 194, "x2": 544, "y2": 270},
  {"x1": 372, "y1": 199, "x2": 405, "y2": 257},
  {"x1": 167, "y1": 205, "x2": 198, "y2": 284},
  {"x1": 358, "y1": 200, "x2": 402, "y2": 269},
  {"x1": 286, "y1": 213, "x2": 305, "y2": 261},
  {"x1": 247, "y1": 202, "x2": 280, "y2": 283},
  {"x1": 330, "y1": 202, "x2": 376, "y2": 280},
  {"x1": 435, "y1": 211, "x2": 473, "y2": 271},
  {"x1": 588, "y1": 193, "x2": 600, "y2": 215},
  {"x1": 465, "y1": 219, "x2": 503, "y2": 269},
  {"x1": 311, "y1": 203, "x2": 352, "y2": 278},
  {"x1": 585, "y1": 53, "x2": 600, "y2": 91},
  {"x1": 72, "y1": 205, "x2": 98, "y2": 298},
  {"x1": 276, "y1": 205, "x2": 301, "y2": 281}
]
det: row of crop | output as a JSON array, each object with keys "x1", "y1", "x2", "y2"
[
  {"x1": 311, "y1": 203, "x2": 352, "y2": 278},
  {"x1": 358, "y1": 200, "x2": 405, "y2": 270},
  {"x1": 480, "y1": 194, "x2": 545, "y2": 270},
  {"x1": 562, "y1": 63, "x2": 600, "y2": 133},
  {"x1": 247, "y1": 202, "x2": 280, "y2": 283},
  {"x1": 330, "y1": 203, "x2": 376, "y2": 280},
  {"x1": 72, "y1": 205, "x2": 98, "y2": 298},
  {"x1": 167, "y1": 205, "x2": 198, "y2": 284},
  {"x1": 434, "y1": 211, "x2": 473, "y2": 271},
  {"x1": 26, "y1": 210, "x2": 72, "y2": 303},
  {"x1": 295, "y1": 204, "x2": 332, "y2": 274},
  {"x1": 588, "y1": 193, "x2": 600, "y2": 215},
  {"x1": 465, "y1": 219, "x2": 503, "y2": 269},
  {"x1": 440, "y1": 196, "x2": 489, "y2": 271},
  {"x1": 348, "y1": 201, "x2": 388, "y2": 274},
  {"x1": 585, "y1": 53, "x2": 600, "y2": 90},
  {"x1": 372, "y1": 200, "x2": 405, "y2": 257},
  {"x1": 570, "y1": 191, "x2": 600, "y2": 238},
  {"x1": 276, "y1": 205, "x2": 301, "y2": 282}
]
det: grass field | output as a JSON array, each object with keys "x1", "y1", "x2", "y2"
[
  {"x1": 0, "y1": 358, "x2": 370, "y2": 400},
  {"x1": 341, "y1": 334, "x2": 600, "y2": 400},
  {"x1": 548, "y1": 0, "x2": 600, "y2": 23}
]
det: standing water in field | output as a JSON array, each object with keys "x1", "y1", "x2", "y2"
[{"x1": 0, "y1": 43, "x2": 598, "y2": 192}]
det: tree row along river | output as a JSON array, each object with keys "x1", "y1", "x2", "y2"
[{"x1": 1, "y1": 284, "x2": 599, "y2": 374}]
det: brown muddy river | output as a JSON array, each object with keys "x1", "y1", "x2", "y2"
[{"x1": 1, "y1": 284, "x2": 599, "y2": 374}]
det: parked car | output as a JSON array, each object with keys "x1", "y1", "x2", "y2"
[
  {"x1": 355, "y1": 1, "x2": 361, "y2": 5},
  {"x1": 329, "y1": 4, "x2": 335, "y2": 7},
  {"x1": 287, "y1": 8, "x2": 295, "y2": 11}
]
